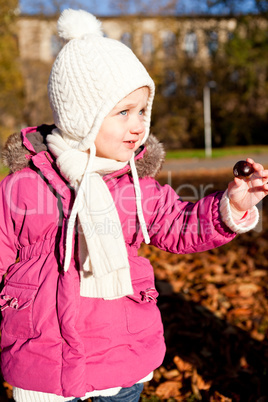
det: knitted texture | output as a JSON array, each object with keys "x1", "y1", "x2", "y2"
[{"x1": 47, "y1": 9, "x2": 155, "y2": 151}]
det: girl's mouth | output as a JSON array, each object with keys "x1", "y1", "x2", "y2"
[{"x1": 124, "y1": 140, "x2": 136, "y2": 148}]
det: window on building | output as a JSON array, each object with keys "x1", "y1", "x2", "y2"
[
  {"x1": 51, "y1": 34, "x2": 64, "y2": 58},
  {"x1": 142, "y1": 33, "x2": 154, "y2": 56},
  {"x1": 120, "y1": 32, "x2": 132, "y2": 49},
  {"x1": 162, "y1": 70, "x2": 177, "y2": 97},
  {"x1": 163, "y1": 31, "x2": 176, "y2": 57},
  {"x1": 184, "y1": 31, "x2": 198, "y2": 58},
  {"x1": 184, "y1": 75, "x2": 197, "y2": 97},
  {"x1": 207, "y1": 31, "x2": 218, "y2": 56}
]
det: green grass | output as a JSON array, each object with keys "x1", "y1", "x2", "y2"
[{"x1": 165, "y1": 145, "x2": 268, "y2": 160}]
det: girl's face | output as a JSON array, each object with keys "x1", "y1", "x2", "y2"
[{"x1": 95, "y1": 87, "x2": 149, "y2": 162}]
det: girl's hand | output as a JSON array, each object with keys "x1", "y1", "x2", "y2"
[{"x1": 228, "y1": 158, "x2": 268, "y2": 220}]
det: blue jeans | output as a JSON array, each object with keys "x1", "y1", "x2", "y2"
[{"x1": 67, "y1": 383, "x2": 143, "y2": 402}]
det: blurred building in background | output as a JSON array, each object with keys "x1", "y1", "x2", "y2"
[
  {"x1": 13, "y1": 13, "x2": 268, "y2": 148},
  {"x1": 17, "y1": 14, "x2": 237, "y2": 64}
]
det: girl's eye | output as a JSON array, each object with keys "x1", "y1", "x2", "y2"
[
  {"x1": 139, "y1": 109, "x2": 145, "y2": 115},
  {"x1": 120, "y1": 110, "x2": 127, "y2": 116}
]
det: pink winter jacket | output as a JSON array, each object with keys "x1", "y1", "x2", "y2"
[{"x1": 0, "y1": 126, "x2": 236, "y2": 398}]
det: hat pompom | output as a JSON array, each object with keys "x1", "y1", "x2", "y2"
[{"x1": 57, "y1": 9, "x2": 103, "y2": 40}]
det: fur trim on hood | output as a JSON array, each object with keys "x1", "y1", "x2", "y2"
[{"x1": 2, "y1": 125, "x2": 165, "y2": 178}]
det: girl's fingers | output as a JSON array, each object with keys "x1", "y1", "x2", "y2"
[
  {"x1": 260, "y1": 169, "x2": 268, "y2": 178},
  {"x1": 252, "y1": 163, "x2": 264, "y2": 172},
  {"x1": 233, "y1": 177, "x2": 244, "y2": 187},
  {"x1": 246, "y1": 158, "x2": 265, "y2": 172},
  {"x1": 246, "y1": 159, "x2": 268, "y2": 180},
  {"x1": 246, "y1": 157, "x2": 255, "y2": 164}
]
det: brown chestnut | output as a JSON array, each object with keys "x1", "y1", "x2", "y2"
[{"x1": 233, "y1": 160, "x2": 254, "y2": 178}]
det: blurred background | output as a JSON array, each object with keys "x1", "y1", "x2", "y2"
[{"x1": 1, "y1": 0, "x2": 268, "y2": 153}]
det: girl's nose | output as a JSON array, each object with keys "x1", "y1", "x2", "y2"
[{"x1": 130, "y1": 117, "x2": 144, "y2": 135}]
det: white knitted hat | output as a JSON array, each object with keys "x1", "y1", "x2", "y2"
[{"x1": 48, "y1": 9, "x2": 155, "y2": 151}]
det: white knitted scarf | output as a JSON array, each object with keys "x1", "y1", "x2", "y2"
[{"x1": 47, "y1": 129, "x2": 133, "y2": 299}]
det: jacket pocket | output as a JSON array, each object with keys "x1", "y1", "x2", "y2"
[
  {"x1": 0, "y1": 282, "x2": 38, "y2": 339},
  {"x1": 124, "y1": 276, "x2": 161, "y2": 334}
]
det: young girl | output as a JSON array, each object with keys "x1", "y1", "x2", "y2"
[{"x1": 1, "y1": 9, "x2": 267, "y2": 402}]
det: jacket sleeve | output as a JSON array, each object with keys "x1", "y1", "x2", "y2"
[
  {"x1": 0, "y1": 175, "x2": 18, "y2": 279},
  {"x1": 144, "y1": 179, "x2": 236, "y2": 254}
]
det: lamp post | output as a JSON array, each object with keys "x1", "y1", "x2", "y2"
[{"x1": 203, "y1": 81, "x2": 216, "y2": 158}]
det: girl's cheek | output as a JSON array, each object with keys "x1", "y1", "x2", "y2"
[{"x1": 136, "y1": 135, "x2": 145, "y2": 149}]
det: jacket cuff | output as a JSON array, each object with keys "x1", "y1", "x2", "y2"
[{"x1": 219, "y1": 190, "x2": 259, "y2": 234}]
